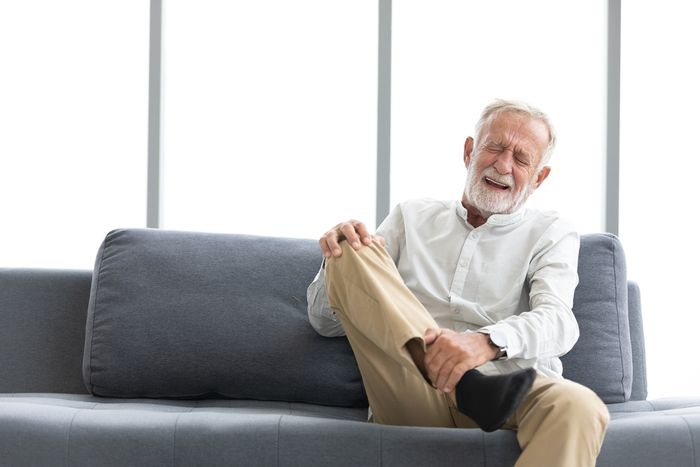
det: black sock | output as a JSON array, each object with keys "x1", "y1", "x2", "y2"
[{"x1": 455, "y1": 368, "x2": 536, "y2": 432}]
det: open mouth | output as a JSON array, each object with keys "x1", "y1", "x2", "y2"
[{"x1": 484, "y1": 176, "x2": 511, "y2": 191}]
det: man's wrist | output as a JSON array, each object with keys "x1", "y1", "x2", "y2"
[{"x1": 478, "y1": 331, "x2": 507, "y2": 360}]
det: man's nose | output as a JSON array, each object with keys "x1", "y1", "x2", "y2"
[{"x1": 493, "y1": 152, "x2": 513, "y2": 174}]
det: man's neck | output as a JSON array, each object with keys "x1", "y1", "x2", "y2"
[{"x1": 461, "y1": 195, "x2": 489, "y2": 228}]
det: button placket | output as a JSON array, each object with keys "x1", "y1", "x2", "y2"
[{"x1": 448, "y1": 230, "x2": 479, "y2": 314}]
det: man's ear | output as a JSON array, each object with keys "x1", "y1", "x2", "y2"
[
  {"x1": 534, "y1": 166, "x2": 551, "y2": 188},
  {"x1": 464, "y1": 137, "x2": 474, "y2": 167}
]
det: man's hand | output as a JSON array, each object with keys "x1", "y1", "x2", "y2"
[
  {"x1": 424, "y1": 329, "x2": 498, "y2": 393},
  {"x1": 319, "y1": 220, "x2": 385, "y2": 258}
]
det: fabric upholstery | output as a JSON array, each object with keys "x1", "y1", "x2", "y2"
[
  {"x1": 627, "y1": 281, "x2": 648, "y2": 400},
  {"x1": 0, "y1": 268, "x2": 91, "y2": 394},
  {"x1": 3, "y1": 230, "x2": 700, "y2": 467},
  {"x1": 607, "y1": 397, "x2": 700, "y2": 414},
  {"x1": 561, "y1": 234, "x2": 633, "y2": 403},
  {"x1": 2, "y1": 394, "x2": 700, "y2": 467},
  {"x1": 597, "y1": 414, "x2": 700, "y2": 466},
  {"x1": 83, "y1": 229, "x2": 367, "y2": 407}
]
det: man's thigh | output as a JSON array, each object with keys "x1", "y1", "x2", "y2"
[
  {"x1": 325, "y1": 241, "x2": 457, "y2": 427},
  {"x1": 504, "y1": 375, "x2": 603, "y2": 431}
]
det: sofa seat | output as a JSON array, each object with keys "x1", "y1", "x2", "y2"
[
  {"x1": 608, "y1": 397, "x2": 700, "y2": 416},
  {"x1": 1, "y1": 394, "x2": 375, "y2": 467},
  {"x1": 4, "y1": 393, "x2": 700, "y2": 467}
]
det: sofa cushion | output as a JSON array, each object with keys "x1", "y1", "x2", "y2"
[
  {"x1": 83, "y1": 229, "x2": 367, "y2": 407},
  {"x1": 561, "y1": 233, "x2": 633, "y2": 403}
]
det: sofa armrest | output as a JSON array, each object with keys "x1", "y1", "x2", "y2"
[
  {"x1": 0, "y1": 268, "x2": 91, "y2": 394},
  {"x1": 628, "y1": 281, "x2": 648, "y2": 401}
]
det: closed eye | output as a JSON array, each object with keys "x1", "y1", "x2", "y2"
[
  {"x1": 514, "y1": 151, "x2": 532, "y2": 166},
  {"x1": 515, "y1": 156, "x2": 530, "y2": 166},
  {"x1": 485, "y1": 142, "x2": 504, "y2": 153}
]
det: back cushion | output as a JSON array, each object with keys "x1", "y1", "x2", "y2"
[
  {"x1": 561, "y1": 233, "x2": 633, "y2": 403},
  {"x1": 83, "y1": 229, "x2": 367, "y2": 408}
]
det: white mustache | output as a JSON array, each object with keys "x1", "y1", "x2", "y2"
[{"x1": 482, "y1": 167, "x2": 514, "y2": 188}]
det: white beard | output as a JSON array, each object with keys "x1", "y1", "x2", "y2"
[{"x1": 464, "y1": 164, "x2": 536, "y2": 217}]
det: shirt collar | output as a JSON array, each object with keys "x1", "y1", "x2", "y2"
[{"x1": 455, "y1": 201, "x2": 526, "y2": 227}]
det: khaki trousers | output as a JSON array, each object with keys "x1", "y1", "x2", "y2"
[{"x1": 325, "y1": 240, "x2": 609, "y2": 467}]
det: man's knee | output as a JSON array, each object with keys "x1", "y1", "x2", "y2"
[
  {"x1": 326, "y1": 240, "x2": 363, "y2": 266},
  {"x1": 326, "y1": 240, "x2": 386, "y2": 277},
  {"x1": 325, "y1": 240, "x2": 357, "y2": 278},
  {"x1": 324, "y1": 240, "x2": 385, "y2": 309}
]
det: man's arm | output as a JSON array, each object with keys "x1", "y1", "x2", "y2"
[
  {"x1": 478, "y1": 223, "x2": 580, "y2": 360},
  {"x1": 424, "y1": 219, "x2": 580, "y2": 393},
  {"x1": 306, "y1": 264, "x2": 345, "y2": 337}
]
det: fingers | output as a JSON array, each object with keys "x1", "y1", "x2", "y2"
[
  {"x1": 424, "y1": 347, "x2": 445, "y2": 387},
  {"x1": 374, "y1": 235, "x2": 386, "y2": 247},
  {"x1": 424, "y1": 328, "x2": 439, "y2": 345},
  {"x1": 319, "y1": 220, "x2": 377, "y2": 258},
  {"x1": 340, "y1": 221, "x2": 363, "y2": 249},
  {"x1": 354, "y1": 221, "x2": 373, "y2": 246},
  {"x1": 424, "y1": 329, "x2": 472, "y2": 393},
  {"x1": 424, "y1": 330, "x2": 446, "y2": 384},
  {"x1": 435, "y1": 360, "x2": 470, "y2": 393},
  {"x1": 442, "y1": 362, "x2": 469, "y2": 393},
  {"x1": 424, "y1": 329, "x2": 442, "y2": 367},
  {"x1": 429, "y1": 350, "x2": 469, "y2": 393},
  {"x1": 319, "y1": 226, "x2": 343, "y2": 258},
  {"x1": 318, "y1": 234, "x2": 333, "y2": 258},
  {"x1": 434, "y1": 356, "x2": 462, "y2": 393}
]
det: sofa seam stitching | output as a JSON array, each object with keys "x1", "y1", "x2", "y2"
[
  {"x1": 276, "y1": 414, "x2": 282, "y2": 467},
  {"x1": 88, "y1": 231, "x2": 114, "y2": 393},
  {"x1": 678, "y1": 414, "x2": 698, "y2": 467},
  {"x1": 172, "y1": 407, "x2": 192, "y2": 467},
  {"x1": 64, "y1": 408, "x2": 82, "y2": 467}
]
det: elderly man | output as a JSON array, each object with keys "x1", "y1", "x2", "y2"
[{"x1": 306, "y1": 100, "x2": 609, "y2": 467}]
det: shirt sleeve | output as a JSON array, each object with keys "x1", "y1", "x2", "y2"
[
  {"x1": 479, "y1": 219, "x2": 580, "y2": 360},
  {"x1": 375, "y1": 203, "x2": 406, "y2": 264},
  {"x1": 306, "y1": 261, "x2": 346, "y2": 337}
]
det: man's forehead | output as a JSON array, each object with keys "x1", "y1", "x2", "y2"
[{"x1": 482, "y1": 111, "x2": 549, "y2": 146}]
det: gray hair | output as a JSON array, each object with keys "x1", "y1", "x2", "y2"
[{"x1": 474, "y1": 99, "x2": 557, "y2": 170}]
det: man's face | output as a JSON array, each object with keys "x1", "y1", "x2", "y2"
[{"x1": 463, "y1": 111, "x2": 551, "y2": 216}]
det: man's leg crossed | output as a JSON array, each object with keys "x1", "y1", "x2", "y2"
[
  {"x1": 324, "y1": 240, "x2": 466, "y2": 428},
  {"x1": 449, "y1": 376, "x2": 610, "y2": 467},
  {"x1": 508, "y1": 377, "x2": 609, "y2": 467}
]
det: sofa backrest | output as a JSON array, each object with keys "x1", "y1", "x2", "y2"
[
  {"x1": 0, "y1": 231, "x2": 646, "y2": 404},
  {"x1": 82, "y1": 229, "x2": 367, "y2": 407},
  {"x1": 562, "y1": 233, "x2": 635, "y2": 403}
]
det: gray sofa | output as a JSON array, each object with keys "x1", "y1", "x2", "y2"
[{"x1": 1, "y1": 229, "x2": 699, "y2": 466}]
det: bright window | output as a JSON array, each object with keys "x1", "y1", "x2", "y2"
[
  {"x1": 391, "y1": 0, "x2": 607, "y2": 234},
  {"x1": 161, "y1": 1, "x2": 377, "y2": 238},
  {"x1": 620, "y1": 1, "x2": 700, "y2": 398},
  {"x1": 0, "y1": 1, "x2": 149, "y2": 268}
]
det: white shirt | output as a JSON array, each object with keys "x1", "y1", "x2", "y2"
[{"x1": 307, "y1": 198, "x2": 580, "y2": 378}]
